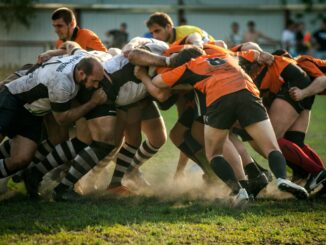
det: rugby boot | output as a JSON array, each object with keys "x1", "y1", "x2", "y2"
[
  {"x1": 231, "y1": 188, "x2": 249, "y2": 208},
  {"x1": 124, "y1": 168, "x2": 151, "y2": 188},
  {"x1": 52, "y1": 186, "x2": 82, "y2": 202},
  {"x1": 306, "y1": 169, "x2": 326, "y2": 192},
  {"x1": 277, "y1": 178, "x2": 309, "y2": 199},
  {"x1": 107, "y1": 184, "x2": 133, "y2": 197},
  {"x1": 247, "y1": 173, "x2": 269, "y2": 198},
  {"x1": 23, "y1": 168, "x2": 43, "y2": 199}
]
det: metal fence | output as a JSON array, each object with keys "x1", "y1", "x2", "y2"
[{"x1": 0, "y1": 40, "x2": 54, "y2": 67}]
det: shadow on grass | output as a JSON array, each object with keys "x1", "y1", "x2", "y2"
[{"x1": 0, "y1": 192, "x2": 325, "y2": 236}]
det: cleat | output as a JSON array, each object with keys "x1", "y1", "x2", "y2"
[
  {"x1": 124, "y1": 169, "x2": 151, "y2": 188},
  {"x1": 304, "y1": 174, "x2": 313, "y2": 193},
  {"x1": 247, "y1": 173, "x2": 269, "y2": 198},
  {"x1": 107, "y1": 185, "x2": 133, "y2": 197},
  {"x1": 23, "y1": 168, "x2": 43, "y2": 199},
  {"x1": 231, "y1": 188, "x2": 249, "y2": 208},
  {"x1": 277, "y1": 178, "x2": 309, "y2": 199},
  {"x1": 254, "y1": 163, "x2": 273, "y2": 182},
  {"x1": 307, "y1": 169, "x2": 326, "y2": 191},
  {"x1": 52, "y1": 188, "x2": 82, "y2": 202}
]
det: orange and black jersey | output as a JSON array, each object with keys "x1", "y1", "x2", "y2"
[
  {"x1": 56, "y1": 27, "x2": 107, "y2": 51},
  {"x1": 163, "y1": 42, "x2": 257, "y2": 60},
  {"x1": 242, "y1": 55, "x2": 299, "y2": 96},
  {"x1": 296, "y1": 55, "x2": 326, "y2": 79},
  {"x1": 164, "y1": 42, "x2": 232, "y2": 57},
  {"x1": 160, "y1": 50, "x2": 260, "y2": 106},
  {"x1": 296, "y1": 55, "x2": 326, "y2": 95}
]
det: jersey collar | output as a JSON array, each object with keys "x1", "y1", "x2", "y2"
[{"x1": 71, "y1": 26, "x2": 79, "y2": 41}]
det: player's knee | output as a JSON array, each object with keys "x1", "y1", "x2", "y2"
[
  {"x1": 149, "y1": 131, "x2": 167, "y2": 148},
  {"x1": 9, "y1": 155, "x2": 32, "y2": 169},
  {"x1": 169, "y1": 126, "x2": 185, "y2": 146}
]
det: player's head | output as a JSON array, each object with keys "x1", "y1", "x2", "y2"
[
  {"x1": 120, "y1": 22, "x2": 127, "y2": 32},
  {"x1": 146, "y1": 12, "x2": 174, "y2": 42},
  {"x1": 170, "y1": 45, "x2": 205, "y2": 67},
  {"x1": 231, "y1": 22, "x2": 239, "y2": 33},
  {"x1": 52, "y1": 7, "x2": 77, "y2": 41},
  {"x1": 272, "y1": 49, "x2": 293, "y2": 59},
  {"x1": 247, "y1": 20, "x2": 256, "y2": 32},
  {"x1": 76, "y1": 57, "x2": 104, "y2": 89}
]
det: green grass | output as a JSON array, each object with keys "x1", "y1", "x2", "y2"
[{"x1": 0, "y1": 69, "x2": 325, "y2": 244}]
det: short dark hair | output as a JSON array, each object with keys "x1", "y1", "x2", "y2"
[
  {"x1": 170, "y1": 45, "x2": 205, "y2": 67},
  {"x1": 52, "y1": 7, "x2": 75, "y2": 25},
  {"x1": 272, "y1": 49, "x2": 293, "y2": 58},
  {"x1": 76, "y1": 57, "x2": 98, "y2": 76},
  {"x1": 146, "y1": 12, "x2": 174, "y2": 28},
  {"x1": 247, "y1": 21, "x2": 255, "y2": 27},
  {"x1": 286, "y1": 19, "x2": 294, "y2": 27}
]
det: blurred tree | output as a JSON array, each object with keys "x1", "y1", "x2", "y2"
[{"x1": 0, "y1": 0, "x2": 37, "y2": 31}]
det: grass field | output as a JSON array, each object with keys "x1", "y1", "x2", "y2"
[{"x1": 0, "y1": 68, "x2": 325, "y2": 244}]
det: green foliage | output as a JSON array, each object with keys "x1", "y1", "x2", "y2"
[{"x1": 0, "y1": 0, "x2": 38, "y2": 31}]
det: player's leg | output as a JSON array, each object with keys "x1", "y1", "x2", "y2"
[{"x1": 53, "y1": 105, "x2": 117, "y2": 200}]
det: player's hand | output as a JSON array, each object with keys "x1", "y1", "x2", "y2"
[
  {"x1": 90, "y1": 88, "x2": 107, "y2": 105},
  {"x1": 134, "y1": 65, "x2": 147, "y2": 80},
  {"x1": 257, "y1": 52, "x2": 274, "y2": 65},
  {"x1": 289, "y1": 87, "x2": 304, "y2": 101},
  {"x1": 122, "y1": 43, "x2": 135, "y2": 57},
  {"x1": 37, "y1": 52, "x2": 52, "y2": 64}
]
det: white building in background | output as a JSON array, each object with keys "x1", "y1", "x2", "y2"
[{"x1": 0, "y1": 0, "x2": 324, "y2": 66}]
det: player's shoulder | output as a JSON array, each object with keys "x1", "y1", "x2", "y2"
[
  {"x1": 176, "y1": 25, "x2": 202, "y2": 32},
  {"x1": 78, "y1": 28, "x2": 99, "y2": 38}
]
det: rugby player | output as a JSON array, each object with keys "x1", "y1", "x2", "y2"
[
  {"x1": 0, "y1": 52, "x2": 106, "y2": 182},
  {"x1": 237, "y1": 45, "x2": 325, "y2": 193}
]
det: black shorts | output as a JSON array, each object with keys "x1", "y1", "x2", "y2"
[
  {"x1": 178, "y1": 107, "x2": 195, "y2": 128},
  {"x1": 85, "y1": 103, "x2": 117, "y2": 120},
  {"x1": 177, "y1": 90, "x2": 206, "y2": 128},
  {"x1": 141, "y1": 101, "x2": 161, "y2": 120},
  {"x1": 117, "y1": 98, "x2": 161, "y2": 120},
  {"x1": 276, "y1": 63, "x2": 315, "y2": 113},
  {"x1": 0, "y1": 87, "x2": 42, "y2": 143},
  {"x1": 205, "y1": 89, "x2": 268, "y2": 129}
]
